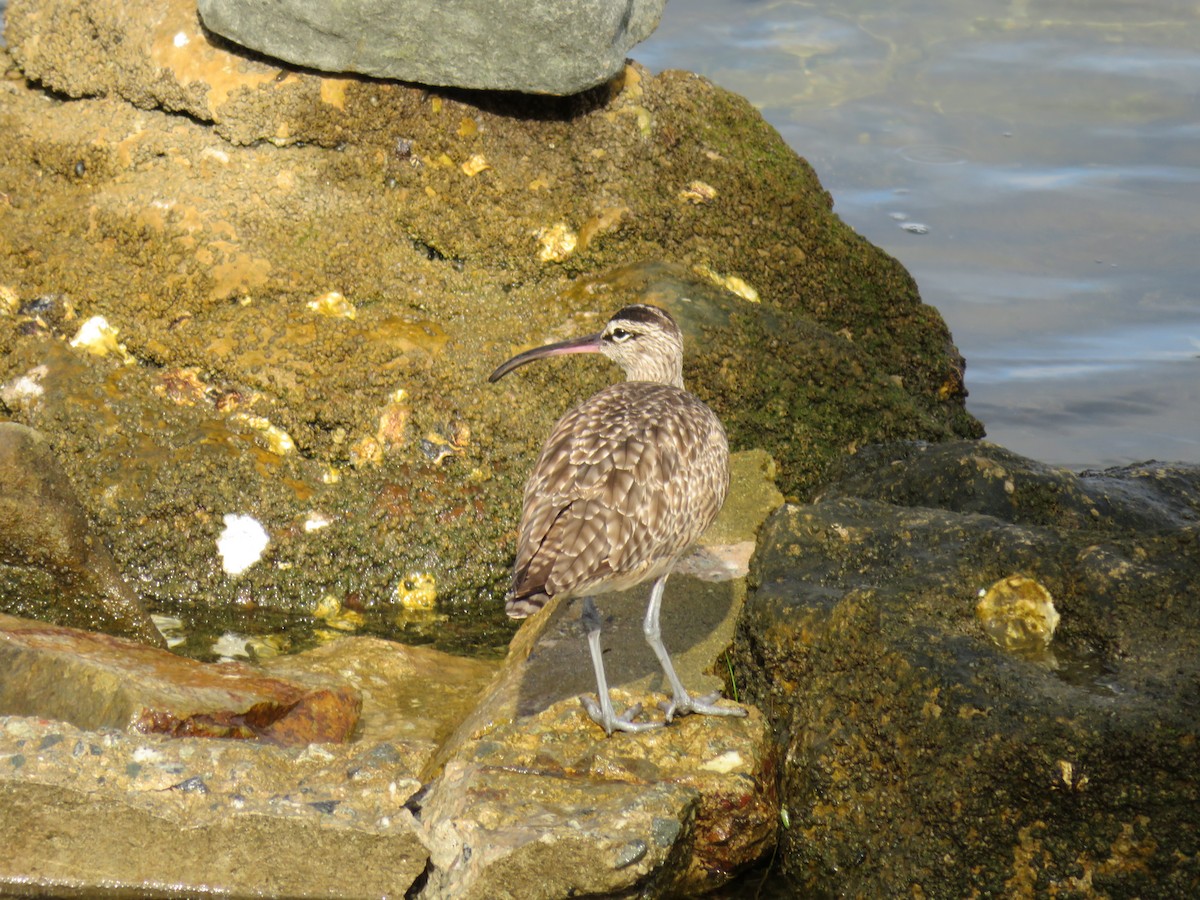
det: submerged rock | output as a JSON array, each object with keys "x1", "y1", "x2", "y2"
[
  {"x1": 197, "y1": 0, "x2": 667, "y2": 95},
  {"x1": 262, "y1": 635, "x2": 497, "y2": 750},
  {"x1": 0, "y1": 423, "x2": 163, "y2": 647},
  {"x1": 0, "y1": 613, "x2": 361, "y2": 744},
  {"x1": 737, "y1": 441, "x2": 1200, "y2": 895}
]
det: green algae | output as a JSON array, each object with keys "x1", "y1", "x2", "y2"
[{"x1": 1, "y1": 43, "x2": 979, "y2": 655}]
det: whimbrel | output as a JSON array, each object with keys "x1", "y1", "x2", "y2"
[{"x1": 489, "y1": 304, "x2": 747, "y2": 734}]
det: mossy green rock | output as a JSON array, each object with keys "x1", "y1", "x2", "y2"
[
  {"x1": 2, "y1": 0, "x2": 978, "y2": 654},
  {"x1": 738, "y1": 441, "x2": 1200, "y2": 895}
]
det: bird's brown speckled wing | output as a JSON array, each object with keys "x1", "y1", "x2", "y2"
[{"x1": 506, "y1": 382, "x2": 729, "y2": 618}]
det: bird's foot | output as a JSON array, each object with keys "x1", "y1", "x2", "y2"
[
  {"x1": 580, "y1": 695, "x2": 663, "y2": 735},
  {"x1": 659, "y1": 691, "x2": 748, "y2": 724}
]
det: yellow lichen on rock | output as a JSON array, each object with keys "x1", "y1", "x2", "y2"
[
  {"x1": 694, "y1": 264, "x2": 760, "y2": 303},
  {"x1": 535, "y1": 223, "x2": 577, "y2": 263},
  {"x1": 396, "y1": 572, "x2": 437, "y2": 611},
  {"x1": 307, "y1": 290, "x2": 357, "y2": 320},
  {"x1": 680, "y1": 181, "x2": 718, "y2": 204},
  {"x1": 976, "y1": 574, "x2": 1060, "y2": 654},
  {"x1": 461, "y1": 154, "x2": 491, "y2": 177},
  {"x1": 69, "y1": 316, "x2": 136, "y2": 364}
]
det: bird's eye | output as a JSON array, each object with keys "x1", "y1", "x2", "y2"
[{"x1": 608, "y1": 327, "x2": 634, "y2": 343}]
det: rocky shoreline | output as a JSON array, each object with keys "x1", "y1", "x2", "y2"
[{"x1": 2, "y1": 0, "x2": 1196, "y2": 896}]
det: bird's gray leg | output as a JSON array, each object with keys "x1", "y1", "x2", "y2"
[
  {"x1": 643, "y1": 573, "x2": 748, "y2": 723},
  {"x1": 579, "y1": 597, "x2": 661, "y2": 735}
]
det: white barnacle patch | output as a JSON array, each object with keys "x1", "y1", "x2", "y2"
[
  {"x1": 211, "y1": 631, "x2": 252, "y2": 659},
  {"x1": 150, "y1": 614, "x2": 187, "y2": 649},
  {"x1": 304, "y1": 511, "x2": 332, "y2": 532},
  {"x1": 217, "y1": 513, "x2": 270, "y2": 575},
  {"x1": 131, "y1": 746, "x2": 166, "y2": 764},
  {"x1": 699, "y1": 749, "x2": 745, "y2": 773},
  {"x1": 70, "y1": 315, "x2": 134, "y2": 363},
  {"x1": 0, "y1": 364, "x2": 48, "y2": 411}
]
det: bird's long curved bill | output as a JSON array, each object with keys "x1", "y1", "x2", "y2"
[{"x1": 488, "y1": 332, "x2": 602, "y2": 382}]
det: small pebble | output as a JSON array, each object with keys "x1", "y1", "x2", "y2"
[{"x1": 614, "y1": 839, "x2": 647, "y2": 869}]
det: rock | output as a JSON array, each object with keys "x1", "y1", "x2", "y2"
[
  {"x1": 196, "y1": 0, "x2": 667, "y2": 95},
  {"x1": 0, "y1": 613, "x2": 361, "y2": 745},
  {"x1": 0, "y1": 422, "x2": 164, "y2": 647},
  {"x1": 262, "y1": 635, "x2": 498, "y2": 750},
  {"x1": 5, "y1": 0, "x2": 372, "y2": 146},
  {"x1": 0, "y1": 0, "x2": 980, "y2": 637},
  {"x1": 418, "y1": 759, "x2": 699, "y2": 899},
  {"x1": 0, "y1": 634, "x2": 499, "y2": 894},
  {"x1": 0, "y1": 715, "x2": 428, "y2": 897},
  {"x1": 736, "y1": 441, "x2": 1200, "y2": 895},
  {"x1": 819, "y1": 439, "x2": 1200, "y2": 532},
  {"x1": 425, "y1": 700, "x2": 778, "y2": 898}
]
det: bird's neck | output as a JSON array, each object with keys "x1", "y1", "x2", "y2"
[{"x1": 624, "y1": 360, "x2": 684, "y2": 389}]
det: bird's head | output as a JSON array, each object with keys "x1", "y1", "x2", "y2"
[{"x1": 488, "y1": 304, "x2": 684, "y2": 388}]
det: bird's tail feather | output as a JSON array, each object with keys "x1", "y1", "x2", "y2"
[{"x1": 505, "y1": 592, "x2": 549, "y2": 619}]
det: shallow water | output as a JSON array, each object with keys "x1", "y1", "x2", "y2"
[{"x1": 637, "y1": 0, "x2": 1200, "y2": 469}]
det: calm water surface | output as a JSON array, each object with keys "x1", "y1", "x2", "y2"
[{"x1": 638, "y1": 0, "x2": 1200, "y2": 469}]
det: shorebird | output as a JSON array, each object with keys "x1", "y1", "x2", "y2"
[{"x1": 489, "y1": 304, "x2": 747, "y2": 734}]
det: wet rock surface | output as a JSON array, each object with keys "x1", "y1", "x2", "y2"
[
  {"x1": 0, "y1": 715, "x2": 429, "y2": 898},
  {"x1": 197, "y1": 0, "x2": 668, "y2": 95},
  {"x1": 0, "y1": 422, "x2": 163, "y2": 646},
  {"x1": 421, "y1": 705, "x2": 776, "y2": 899},
  {"x1": 0, "y1": 632, "x2": 491, "y2": 896},
  {"x1": 0, "y1": 613, "x2": 361, "y2": 744},
  {"x1": 737, "y1": 440, "x2": 1200, "y2": 896}
]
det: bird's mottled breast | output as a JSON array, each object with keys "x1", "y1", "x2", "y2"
[{"x1": 512, "y1": 381, "x2": 730, "y2": 602}]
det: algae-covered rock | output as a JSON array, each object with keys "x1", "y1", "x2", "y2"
[
  {"x1": 737, "y1": 441, "x2": 1200, "y2": 896},
  {"x1": 1, "y1": 0, "x2": 978, "y2": 650},
  {"x1": 0, "y1": 422, "x2": 163, "y2": 646}
]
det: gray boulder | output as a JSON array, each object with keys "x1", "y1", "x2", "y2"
[{"x1": 197, "y1": 0, "x2": 666, "y2": 95}]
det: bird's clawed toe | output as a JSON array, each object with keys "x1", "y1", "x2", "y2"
[
  {"x1": 659, "y1": 690, "x2": 749, "y2": 724},
  {"x1": 580, "y1": 695, "x2": 663, "y2": 735}
]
